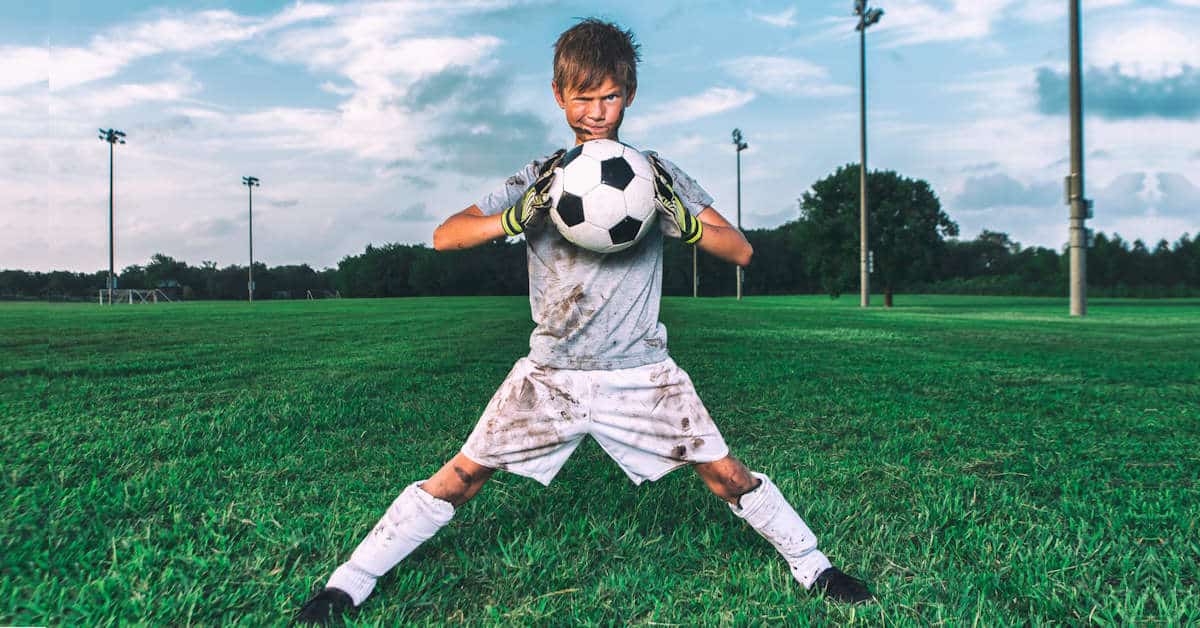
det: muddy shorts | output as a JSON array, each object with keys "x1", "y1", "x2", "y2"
[{"x1": 460, "y1": 356, "x2": 730, "y2": 486}]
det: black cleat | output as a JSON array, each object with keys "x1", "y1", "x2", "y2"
[
  {"x1": 295, "y1": 587, "x2": 355, "y2": 626},
  {"x1": 813, "y1": 567, "x2": 875, "y2": 605}
]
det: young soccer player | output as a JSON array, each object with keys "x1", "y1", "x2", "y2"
[{"x1": 297, "y1": 18, "x2": 873, "y2": 624}]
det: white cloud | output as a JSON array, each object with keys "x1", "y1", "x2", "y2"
[
  {"x1": 625, "y1": 88, "x2": 756, "y2": 134},
  {"x1": 45, "y1": 7, "x2": 333, "y2": 92},
  {"x1": 868, "y1": 0, "x2": 1014, "y2": 48},
  {"x1": 722, "y1": 56, "x2": 852, "y2": 98},
  {"x1": 748, "y1": 7, "x2": 797, "y2": 28},
  {"x1": 1014, "y1": 0, "x2": 1133, "y2": 23},
  {"x1": 0, "y1": 46, "x2": 49, "y2": 91},
  {"x1": 1087, "y1": 9, "x2": 1200, "y2": 80}
]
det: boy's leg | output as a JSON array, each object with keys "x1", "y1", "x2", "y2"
[
  {"x1": 694, "y1": 455, "x2": 873, "y2": 604},
  {"x1": 298, "y1": 454, "x2": 494, "y2": 622}
]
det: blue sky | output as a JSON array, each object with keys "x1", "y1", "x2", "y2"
[{"x1": 4, "y1": 0, "x2": 1198, "y2": 271}]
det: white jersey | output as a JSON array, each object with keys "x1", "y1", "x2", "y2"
[{"x1": 476, "y1": 151, "x2": 712, "y2": 370}]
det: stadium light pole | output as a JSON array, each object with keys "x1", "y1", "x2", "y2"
[
  {"x1": 692, "y1": 247, "x2": 698, "y2": 298},
  {"x1": 242, "y1": 176, "x2": 260, "y2": 303},
  {"x1": 732, "y1": 128, "x2": 749, "y2": 301},
  {"x1": 855, "y1": 0, "x2": 883, "y2": 308},
  {"x1": 1066, "y1": 0, "x2": 1090, "y2": 317},
  {"x1": 98, "y1": 128, "x2": 126, "y2": 305}
]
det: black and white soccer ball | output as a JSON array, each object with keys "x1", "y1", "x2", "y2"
[{"x1": 548, "y1": 139, "x2": 657, "y2": 254}]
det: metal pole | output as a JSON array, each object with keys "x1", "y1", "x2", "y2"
[
  {"x1": 108, "y1": 141, "x2": 114, "y2": 305},
  {"x1": 248, "y1": 184, "x2": 254, "y2": 303},
  {"x1": 692, "y1": 247, "x2": 698, "y2": 298},
  {"x1": 736, "y1": 148, "x2": 742, "y2": 301},
  {"x1": 859, "y1": 20, "x2": 870, "y2": 308},
  {"x1": 1068, "y1": 0, "x2": 1087, "y2": 317}
]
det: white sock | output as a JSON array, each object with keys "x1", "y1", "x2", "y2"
[
  {"x1": 731, "y1": 472, "x2": 832, "y2": 589},
  {"x1": 325, "y1": 482, "x2": 455, "y2": 605}
]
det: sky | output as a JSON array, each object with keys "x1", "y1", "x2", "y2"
[{"x1": 3, "y1": 0, "x2": 1198, "y2": 272}]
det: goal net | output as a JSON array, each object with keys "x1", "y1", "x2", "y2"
[{"x1": 98, "y1": 289, "x2": 175, "y2": 304}]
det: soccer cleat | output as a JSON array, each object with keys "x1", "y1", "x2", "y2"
[
  {"x1": 295, "y1": 587, "x2": 354, "y2": 626},
  {"x1": 812, "y1": 567, "x2": 875, "y2": 605}
]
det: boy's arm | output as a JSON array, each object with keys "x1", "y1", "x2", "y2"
[
  {"x1": 432, "y1": 206, "x2": 507, "y2": 251},
  {"x1": 433, "y1": 149, "x2": 567, "y2": 251},
  {"x1": 694, "y1": 206, "x2": 754, "y2": 267}
]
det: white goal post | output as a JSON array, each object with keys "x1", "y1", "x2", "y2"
[{"x1": 98, "y1": 289, "x2": 175, "y2": 304}]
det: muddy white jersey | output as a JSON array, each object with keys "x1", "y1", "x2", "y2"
[{"x1": 476, "y1": 151, "x2": 712, "y2": 370}]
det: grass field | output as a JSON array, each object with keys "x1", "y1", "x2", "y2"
[{"x1": 3, "y1": 295, "x2": 1198, "y2": 625}]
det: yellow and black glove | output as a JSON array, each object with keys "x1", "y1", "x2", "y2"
[
  {"x1": 647, "y1": 153, "x2": 703, "y2": 245},
  {"x1": 501, "y1": 149, "x2": 566, "y2": 237}
]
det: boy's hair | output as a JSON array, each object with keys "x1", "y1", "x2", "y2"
[{"x1": 553, "y1": 19, "x2": 641, "y2": 95}]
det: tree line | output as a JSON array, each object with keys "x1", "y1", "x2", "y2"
[{"x1": 6, "y1": 166, "x2": 1197, "y2": 301}]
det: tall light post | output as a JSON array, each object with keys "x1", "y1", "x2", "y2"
[
  {"x1": 98, "y1": 128, "x2": 126, "y2": 305},
  {"x1": 242, "y1": 176, "x2": 260, "y2": 303},
  {"x1": 855, "y1": 0, "x2": 883, "y2": 308},
  {"x1": 732, "y1": 128, "x2": 749, "y2": 301},
  {"x1": 1066, "y1": 0, "x2": 1090, "y2": 316}
]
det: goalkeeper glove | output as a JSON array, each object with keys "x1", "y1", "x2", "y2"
[
  {"x1": 647, "y1": 153, "x2": 703, "y2": 245},
  {"x1": 501, "y1": 149, "x2": 566, "y2": 237}
]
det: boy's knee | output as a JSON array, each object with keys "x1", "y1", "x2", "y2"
[
  {"x1": 694, "y1": 456, "x2": 760, "y2": 504},
  {"x1": 424, "y1": 456, "x2": 495, "y2": 507}
]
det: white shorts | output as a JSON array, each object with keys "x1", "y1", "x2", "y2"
[{"x1": 460, "y1": 357, "x2": 730, "y2": 486}]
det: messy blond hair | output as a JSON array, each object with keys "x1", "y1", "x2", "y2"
[{"x1": 553, "y1": 19, "x2": 641, "y2": 95}]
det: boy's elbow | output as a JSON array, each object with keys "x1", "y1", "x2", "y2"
[
  {"x1": 738, "y1": 243, "x2": 753, "y2": 267},
  {"x1": 432, "y1": 229, "x2": 446, "y2": 251}
]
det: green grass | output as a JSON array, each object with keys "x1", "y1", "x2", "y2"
[{"x1": 3, "y1": 295, "x2": 1198, "y2": 625}]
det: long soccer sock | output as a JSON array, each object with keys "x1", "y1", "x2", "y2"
[
  {"x1": 325, "y1": 482, "x2": 455, "y2": 605},
  {"x1": 731, "y1": 472, "x2": 832, "y2": 589}
]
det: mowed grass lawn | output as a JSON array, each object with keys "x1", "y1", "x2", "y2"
[{"x1": 2, "y1": 295, "x2": 1198, "y2": 625}]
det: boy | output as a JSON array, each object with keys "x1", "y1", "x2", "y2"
[{"x1": 298, "y1": 18, "x2": 872, "y2": 624}]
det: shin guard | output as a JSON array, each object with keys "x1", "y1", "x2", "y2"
[
  {"x1": 326, "y1": 482, "x2": 454, "y2": 605},
  {"x1": 731, "y1": 472, "x2": 832, "y2": 589}
]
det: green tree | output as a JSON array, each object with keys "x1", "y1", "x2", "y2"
[{"x1": 800, "y1": 164, "x2": 958, "y2": 303}]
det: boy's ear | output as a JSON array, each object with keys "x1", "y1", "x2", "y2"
[{"x1": 552, "y1": 81, "x2": 565, "y2": 109}]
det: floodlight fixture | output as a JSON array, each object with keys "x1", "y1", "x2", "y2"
[{"x1": 99, "y1": 128, "x2": 127, "y2": 304}]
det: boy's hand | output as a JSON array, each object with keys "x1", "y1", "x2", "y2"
[
  {"x1": 501, "y1": 149, "x2": 566, "y2": 237},
  {"x1": 647, "y1": 154, "x2": 703, "y2": 245}
]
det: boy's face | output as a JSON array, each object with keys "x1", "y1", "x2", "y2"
[{"x1": 553, "y1": 75, "x2": 635, "y2": 145}]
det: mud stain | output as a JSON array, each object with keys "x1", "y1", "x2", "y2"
[
  {"x1": 452, "y1": 465, "x2": 475, "y2": 485},
  {"x1": 538, "y1": 283, "x2": 594, "y2": 339},
  {"x1": 644, "y1": 337, "x2": 665, "y2": 349},
  {"x1": 680, "y1": 417, "x2": 690, "y2": 431},
  {"x1": 692, "y1": 438, "x2": 705, "y2": 449},
  {"x1": 671, "y1": 444, "x2": 687, "y2": 459}
]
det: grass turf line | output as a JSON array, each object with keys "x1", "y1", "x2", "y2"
[{"x1": 2, "y1": 295, "x2": 1198, "y2": 625}]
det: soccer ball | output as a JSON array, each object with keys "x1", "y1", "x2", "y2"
[{"x1": 548, "y1": 139, "x2": 657, "y2": 254}]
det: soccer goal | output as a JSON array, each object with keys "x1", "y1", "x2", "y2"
[{"x1": 98, "y1": 289, "x2": 175, "y2": 305}]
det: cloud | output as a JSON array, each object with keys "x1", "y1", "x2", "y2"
[
  {"x1": 721, "y1": 56, "x2": 852, "y2": 98},
  {"x1": 384, "y1": 203, "x2": 435, "y2": 221},
  {"x1": 748, "y1": 7, "x2": 797, "y2": 28},
  {"x1": 1035, "y1": 66, "x2": 1200, "y2": 120},
  {"x1": 405, "y1": 67, "x2": 554, "y2": 175},
  {"x1": 0, "y1": 46, "x2": 49, "y2": 91},
  {"x1": 1087, "y1": 15, "x2": 1200, "y2": 81},
  {"x1": 955, "y1": 173, "x2": 1060, "y2": 209},
  {"x1": 1155, "y1": 173, "x2": 1200, "y2": 216},
  {"x1": 1014, "y1": 0, "x2": 1133, "y2": 23},
  {"x1": 864, "y1": 0, "x2": 1013, "y2": 48},
  {"x1": 624, "y1": 88, "x2": 755, "y2": 134},
  {"x1": 267, "y1": 199, "x2": 300, "y2": 208}
]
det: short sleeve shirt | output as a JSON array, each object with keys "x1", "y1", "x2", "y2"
[{"x1": 476, "y1": 150, "x2": 712, "y2": 370}]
